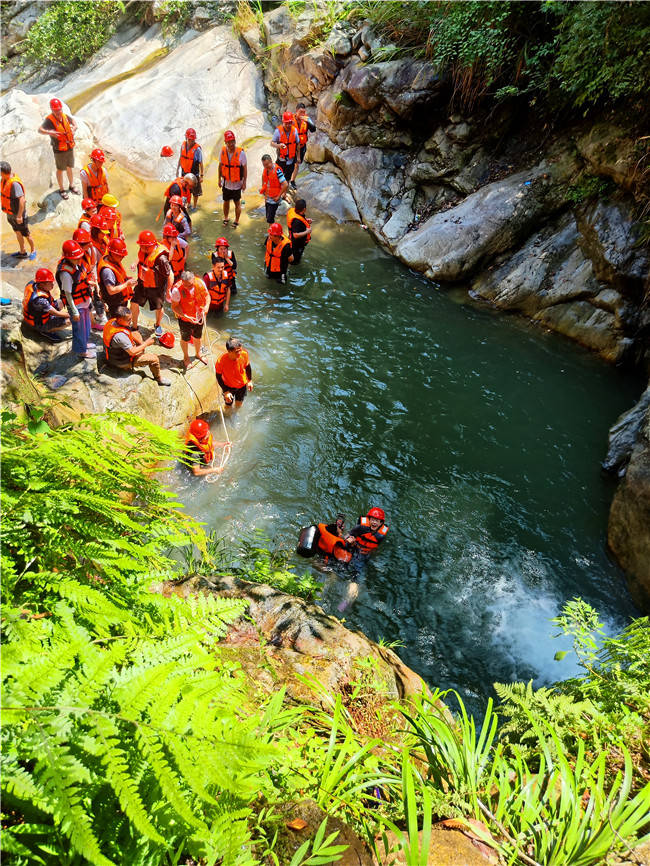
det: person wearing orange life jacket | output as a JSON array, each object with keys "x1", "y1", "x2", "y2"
[
  {"x1": 260, "y1": 154, "x2": 288, "y2": 225},
  {"x1": 78, "y1": 198, "x2": 98, "y2": 231},
  {"x1": 22, "y1": 267, "x2": 70, "y2": 340},
  {"x1": 170, "y1": 270, "x2": 211, "y2": 369},
  {"x1": 99, "y1": 237, "x2": 137, "y2": 320},
  {"x1": 345, "y1": 507, "x2": 389, "y2": 556},
  {"x1": 214, "y1": 337, "x2": 253, "y2": 409},
  {"x1": 203, "y1": 258, "x2": 230, "y2": 314},
  {"x1": 97, "y1": 194, "x2": 124, "y2": 241},
  {"x1": 164, "y1": 195, "x2": 191, "y2": 241},
  {"x1": 286, "y1": 198, "x2": 312, "y2": 265},
  {"x1": 56, "y1": 239, "x2": 95, "y2": 358},
  {"x1": 38, "y1": 98, "x2": 78, "y2": 199},
  {"x1": 218, "y1": 130, "x2": 247, "y2": 228},
  {"x1": 183, "y1": 418, "x2": 225, "y2": 477},
  {"x1": 80, "y1": 149, "x2": 109, "y2": 202},
  {"x1": 294, "y1": 103, "x2": 316, "y2": 167},
  {"x1": 212, "y1": 237, "x2": 238, "y2": 295},
  {"x1": 103, "y1": 305, "x2": 170, "y2": 386},
  {"x1": 271, "y1": 112, "x2": 300, "y2": 192},
  {"x1": 132, "y1": 230, "x2": 173, "y2": 336},
  {"x1": 161, "y1": 223, "x2": 188, "y2": 282},
  {"x1": 176, "y1": 128, "x2": 203, "y2": 210},
  {"x1": 162, "y1": 174, "x2": 196, "y2": 221},
  {"x1": 265, "y1": 222, "x2": 293, "y2": 284},
  {"x1": 71, "y1": 226, "x2": 103, "y2": 329},
  {"x1": 1, "y1": 161, "x2": 36, "y2": 259}
]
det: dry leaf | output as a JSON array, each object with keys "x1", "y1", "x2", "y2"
[{"x1": 286, "y1": 818, "x2": 308, "y2": 831}]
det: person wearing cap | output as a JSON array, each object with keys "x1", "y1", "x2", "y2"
[
  {"x1": 170, "y1": 269, "x2": 210, "y2": 369},
  {"x1": 294, "y1": 103, "x2": 316, "y2": 174},
  {"x1": 259, "y1": 154, "x2": 288, "y2": 225},
  {"x1": 164, "y1": 195, "x2": 191, "y2": 241},
  {"x1": 98, "y1": 237, "x2": 137, "y2": 320},
  {"x1": 102, "y1": 305, "x2": 170, "y2": 386},
  {"x1": 214, "y1": 338, "x2": 253, "y2": 409},
  {"x1": 80, "y1": 149, "x2": 109, "y2": 202},
  {"x1": 345, "y1": 508, "x2": 389, "y2": 556},
  {"x1": 183, "y1": 418, "x2": 225, "y2": 477},
  {"x1": 177, "y1": 129, "x2": 203, "y2": 210},
  {"x1": 22, "y1": 267, "x2": 70, "y2": 340},
  {"x1": 78, "y1": 198, "x2": 98, "y2": 231},
  {"x1": 1, "y1": 161, "x2": 36, "y2": 260},
  {"x1": 264, "y1": 222, "x2": 293, "y2": 284},
  {"x1": 211, "y1": 237, "x2": 238, "y2": 296},
  {"x1": 161, "y1": 223, "x2": 188, "y2": 281},
  {"x1": 38, "y1": 98, "x2": 78, "y2": 199},
  {"x1": 132, "y1": 230, "x2": 172, "y2": 336},
  {"x1": 56, "y1": 239, "x2": 94, "y2": 358},
  {"x1": 218, "y1": 130, "x2": 247, "y2": 228},
  {"x1": 97, "y1": 194, "x2": 124, "y2": 240},
  {"x1": 271, "y1": 112, "x2": 300, "y2": 190}
]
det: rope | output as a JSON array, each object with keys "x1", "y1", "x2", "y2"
[{"x1": 205, "y1": 406, "x2": 232, "y2": 483}]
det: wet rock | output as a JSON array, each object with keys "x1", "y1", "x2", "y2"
[
  {"x1": 603, "y1": 386, "x2": 650, "y2": 474},
  {"x1": 534, "y1": 302, "x2": 630, "y2": 364},
  {"x1": 274, "y1": 801, "x2": 373, "y2": 866},
  {"x1": 294, "y1": 166, "x2": 360, "y2": 223}
]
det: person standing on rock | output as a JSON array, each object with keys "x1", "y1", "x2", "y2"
[
  {"x1": 1, "y1": 161, "x2": 36, "y2": 260},
  {"x1": 271, "y1": 112, "x2": 300, "y2": 192},
  {"x1": 218, "y1": 130, "x2": 247, "y2": 228},
  {"x1": 22, "y1": 267, "x2": 70, "y2": 340},
  {"x1": 170, "y1": 270, "x2": 210, "y2": 369},
  {"x1": 80, "y1": 149, "x2": 109, "y2": 203},
  {"x1": 56, "y1": 239, "x2": 94, "y2": 359},
  {"x1": 98, "y1": 237, "x2": 136, "y2": 320},
  {"x1": 214, "y1": 337, "x2": 253, "y2": 409},
  {"x1": 260, "y1": 154, "x2": 288, "y2": 225},
  {"x1": 264, "y1": 222, "x2": 293, "y2": 284},
  {"x1": 38, "y1": 98, "x2": 78, "y2": 200},
  {"x1": 102, "y1": 305, "x2": 170, "y2": 386},
  {"x1": 293, "y1": 104, "x2": 316, "y2": 184},
  {"x1": 132, "y1": 229, "x2": 172, "y2": 337},
  {"x1": 177, "y1": 128, "x2": 203, "y2": 211},
  {"x1": 286, "y1": 198, "x2": 311, "y2": 265}
]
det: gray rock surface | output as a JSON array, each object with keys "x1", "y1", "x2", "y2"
[
  {"x1": 603, "y1": 387, "x2": 650, "y2": 475},
  {"x1": 294, "y1": 166, "x2": 360, "y2": 223}
]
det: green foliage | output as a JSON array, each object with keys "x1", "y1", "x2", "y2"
[
  {"x1": 24, "y1": 1, "x2": 125, "y2": 69},
  {"x1": 566, "y1": 174, "x2": 613, "y2": 206},
  {"x1": 287, "y1": 818, "x2": 347, "y2": 866},
  {"x1": 153, "y1": 0, "x2": 193, "y2": 37}
]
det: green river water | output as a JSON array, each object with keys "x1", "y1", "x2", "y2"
[{"x1": 127, "y1": 180, "x2": 640, "y2": 709}]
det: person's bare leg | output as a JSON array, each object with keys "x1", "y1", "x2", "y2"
[
  {"x1": 130, "y1": 302, "x2": 140, "y2": 329},
  {"x1": 155, "y1": 307, "x2": 164, "y2": 328},
  {"x1": 180, "y1": 338, "x2": 190, "y2": 366},
  {"x1": 234, "y1": 199, "x2": 242, "y2": 224},
  {"x1": 26, "y1": 234, "x2": 35, "y2": 253},
  {"x1": 65, "y1": 166, "x2": 74, "y2": 189},
  {"x1": 56, "y1": 168, "x2": 65, "y2": 191},
  {"x1": 223, "y1": 199, "x2": 230, "y2": 222},
  {"x1": 14, "y1": 230, "x2": 25, "y2": 254}
]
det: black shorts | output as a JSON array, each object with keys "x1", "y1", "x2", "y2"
[
  {"x1": 265, "y1": 200, "x2": 280, "y2": 223},
  {"x1": 194, "y1": 179, "x2": 203, "y2": 197},
  {"x1": 131, "y1": 283, "x2": 164, "y2": 310},
  {"x1": 222, "y1": 186, "x2": 242, "y2": 202},
  {"x1": 221, "y1": 384, "x2": 247, "y2": 403},
  {"x1": 7, "y1": 214, "x2": 30, "y2": 236},
  {"x1": 276, "y1": 158, "x2": 295, "y2": 180},
  {"x1": 179, "y1": 318, "x2": 204, "y2": 341}
]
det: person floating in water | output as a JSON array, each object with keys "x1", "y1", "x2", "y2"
[{"x1": 345, "y1": 507, "x2": 389, "y2": 556}]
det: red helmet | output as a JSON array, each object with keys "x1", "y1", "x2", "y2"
[
  {"x1": 268, "y1": 222, "x2": 283, "y2": 236},
  {"x1": 169, "y1": 194, "x2": 183, "y2": 206},
  {"x1": 185, "y1": 127, "x2": 197, "y2": 140},
  {"x1": 189, "y1": 418, "x2": 209, "y2": 438},
  {"x1": 35, "y1": 267, "x2": 55, "y2": 283},
  {"x1": 72, "y1": 228, "x2": 91, "y2": 244},
  {"x1": 89, "y1": 214, "x2": 109, "y2": 232},
  {"x1": 62, "y1": 239, "x2": 84, "y2": 260},
  {"x1": 159, "y1": 331, "x2": 175, "y2": 349},
  {"x1": 81, "y1": 198, "x2": 96, "y2": 211},
  {"x1": 367, "y1": 507, "x2": 385, "y2": 521},
  {"x1": 49, "y1": 97, "x2": 62, "y2": 111},
  {"x1": 162, "y1": 224, "x2": 178, "y2": 237},
  {"x1": 224, "y1": 130, "x2": 235, "y2": 142},
  {"x1": 282, "y1": 111, "x2": 294, "y2": 123},
  {"x1": 90, "y1": 148, "x2": 105, "y2": 163},
  {"x1": 108, "y1": 237, "x2": 127, "y2": 256},
  {"x1": 137, "y1": 230, "x2": 157, "y2": 246},
  {"x1": 160, "y1": 145, "x2": 174, "y2": 157},
  {"x1": 214, "y1": 236, "x2": 228, "y2": 248}
]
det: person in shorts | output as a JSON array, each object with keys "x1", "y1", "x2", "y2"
[
  {"x1": 132, "y1": 230, "x2": 172, "y2": 336},
  {"x1": 1, "y1": 162, "x2": 35, "y2": 259},
  {"x1": 218, "y1": 130, "x2": 247, "y2": 228},
  {"x1": 38, "y1": 97, "x2": 78, "y2": 199},
  {"x1": 170, "y1": 270, "x2": 210, "y2": 369},
  {"x1": 214, "y1": 337, "x2": 253, "y2": 409}
]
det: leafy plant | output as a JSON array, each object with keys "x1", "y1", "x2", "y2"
[
  {"x1": 24, "y1": 1, "x2": 125, "y2": 69},
  {"x1": 154, "y1": 0, "x2": 194, "y2": 37},
  {"x1": 287, "y1": 818, "x2": 347, "y2": 866}
]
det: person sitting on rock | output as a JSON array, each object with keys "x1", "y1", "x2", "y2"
[
  {"x1": 214, "y1": 337, "x2": 253, "y2": 409},
  {"x1": 212, "y1": 236, "x2": 238, "y2": 295},
  {"x1": 80, "y1": 149, "x2": 109, "y2": 203},
  {"x1": 1, "y1": 161, "x2": 36, "y2": 260},
  {"x1": 177, "y1": 128, "x2": 203, "y2": 211},
  {"x1": 260, "y1": 154, "x2": 288, "y2": 225},
  {"x1": 164, "y1": 195, "x2": 191, "y2": 241},
  {"x1": 22, "y1": 267, "x2": 70, "y2": 341},
  {"x1": 102, "y1": 305, "x2": 170, "y2": 386},
  {"x1": 170, "y1": 269, "x2": 210, "y2": 369},
  {"x1": 286, "y1": 198, "x2": 311, "y2": 265},
  {"x1": 161, "y1": 223, "x2": 188, "y2": 281},
  {"x1": 203, "y1": 257, "x2": 230, "y2": 315},
  {"x1": 98, "y1": 237, "x2": 136, "y2": 320},
  {"x1": 265, "y1": 222, "x2": 293, "y2": 284},
  {"x1": 183, "y1": 418, "x2": 225, "y2": 477}
]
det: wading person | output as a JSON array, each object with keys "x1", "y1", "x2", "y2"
[
  {"x1": 286, "y1": 198, "x2": 311, "y2": 265},
  {"x1": 132, "y1": 229, "x2": 172, "y2": 336},
  {"x1": 177, "y1": 128, "x2": 203, "y2": 210},
  {"x1": 164, "y1": 195, "x2": 191, "y2": 241},
  {"x1": 264, "y1": 222, "x2": 293, "y2": 284},
  {"x1": 203, "y1": 257, "x2": 230, "y2": 315},
  {"x1": 162, "y1": 173, "x2": 196, "y2": 217},
  {"x1": 218, "y1": 130, "x2": 247, "y2": 227},
  {"x1": 102, "y1": 305, "x2": 170, "y2": 385},
  {"x1": 161, "y1": 223, "x2": 188, "y2": 281},
  {"x1": 212, "y1": 236, "x2": 238, "y2": 295},
  {"x1": 183, "y1": 418, "x2": 225, "y2": 477},
  {"x1": 22, "y1": 267, "x2": 70, "y2": 340},
  {"x1": 214, "y1": 337, "x2": 253, "y2": 409},
  {"x1": 271, "y1": 112, "x2": 300, "y2": 191},
  {"x1": 56, "y1": 239, "x2": 94, "y2": 359},
  {"x1": 259, "y1": 154, "x2": 287, "y2": 225},
  {"x1": 170, "y1": 269, "x2": 210, "y2": 369},
  {"x1": 98, "y1": 237, "x2": 136, "y2": 320},
  {"x1": 1, "y1": 161, "x2": 36, "y2": 259},
  {"x1": 80, "y1": 149, "x2": 109, "y2": 202},
  {"x1": 38, "y1": 97, "x2": 78, "y2": 199},
  {"x1": 97, "y1": 194, "x2": 123, "y2": 240}
]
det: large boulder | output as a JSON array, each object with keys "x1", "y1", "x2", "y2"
[
  {"x1": 294, "y1": 166, "x2": 360, "y2": 223},
  {"x1": 603, "y1": 386, "x2": 650, "y2": 474},
  {"x1": 575, "y1": 122, "x2": 647, "y2": 196},
  {"x1": 1, "y1": 0, "x2": 41, "y2": 55},
  {"x1": 338, "y1": 57, "x2": 444, "y2": 120}
]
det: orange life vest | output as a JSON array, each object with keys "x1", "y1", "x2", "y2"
[
  {"x1": 83, "y1": 163, "x2": 109, "y2": 201},
  {"x1": 165, "y1": 209, "x2": 190, "y2": 233},
  {"x1": 55, "y1": 258, "x2": 89, "y2": 307},
  {"x1": 275, "y1": 124, "x2": 298, "y2": 161},
  {"x1": 103, "y1": 317, "x2": 136, "y2": 363},
  {"x1": 353, "y1": 516, "x2": 389, "y2": 555},
  {"x1": 22, "y1": 280, "x2": 54, "y2": 328},
  {"x1": 220, "y1": 251, "x2": 236, "y2": 281},
  {"x1": 97, "y1": 205, "x2": 123, "y2": 240},
  {"x1": 179, "y1": 141, "x2": 200, "y2": 174},
  {"x1": 163, "y1": 239, "x2": 187, "y2": 278},
  {"x1": 98, "y1": 255, "x2": 131, "y2": 304},
  {"x1": 164, "y1": 178, "x2": 190, "y2": 206},
  {"x1": 286, "y1": 207, "x2": 311, "y2": 244},
  {"x1": 46, "y1": 112, "x2": 74, "y2": 151},
  {"x1": 185, "y1": 431, "x2": 215, "y2": 465},
  {"x1": 203, "y1": 270, "x2": 229, "y2": 309},
  {"x1": 265, "y1": 236, "x2": 291, "y2": 273},
  {"x1": 173, "y1": 277, "x2": 208, "y2": 321},
  {"x1": 219, "y1": 145, "x2": 243, "y2": 183},
  {"x1": 316, "y1": 523, "x2": 352, "y2": 562},
  {"x1": 1, "y1": 174, "x2": 23, "y2": 215},
  {"x1": 137, "y1": 244, "x2": 168, "y2": 289},
  {"x1": 295, "y1": 116, "x2": 309, "y2": 147},
  {"x1": 261, "y1": 165, "x2": 284, "y2": 199},
  {"x1": 92, "y1": 236, "x2": 107, "y2": 259}
]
